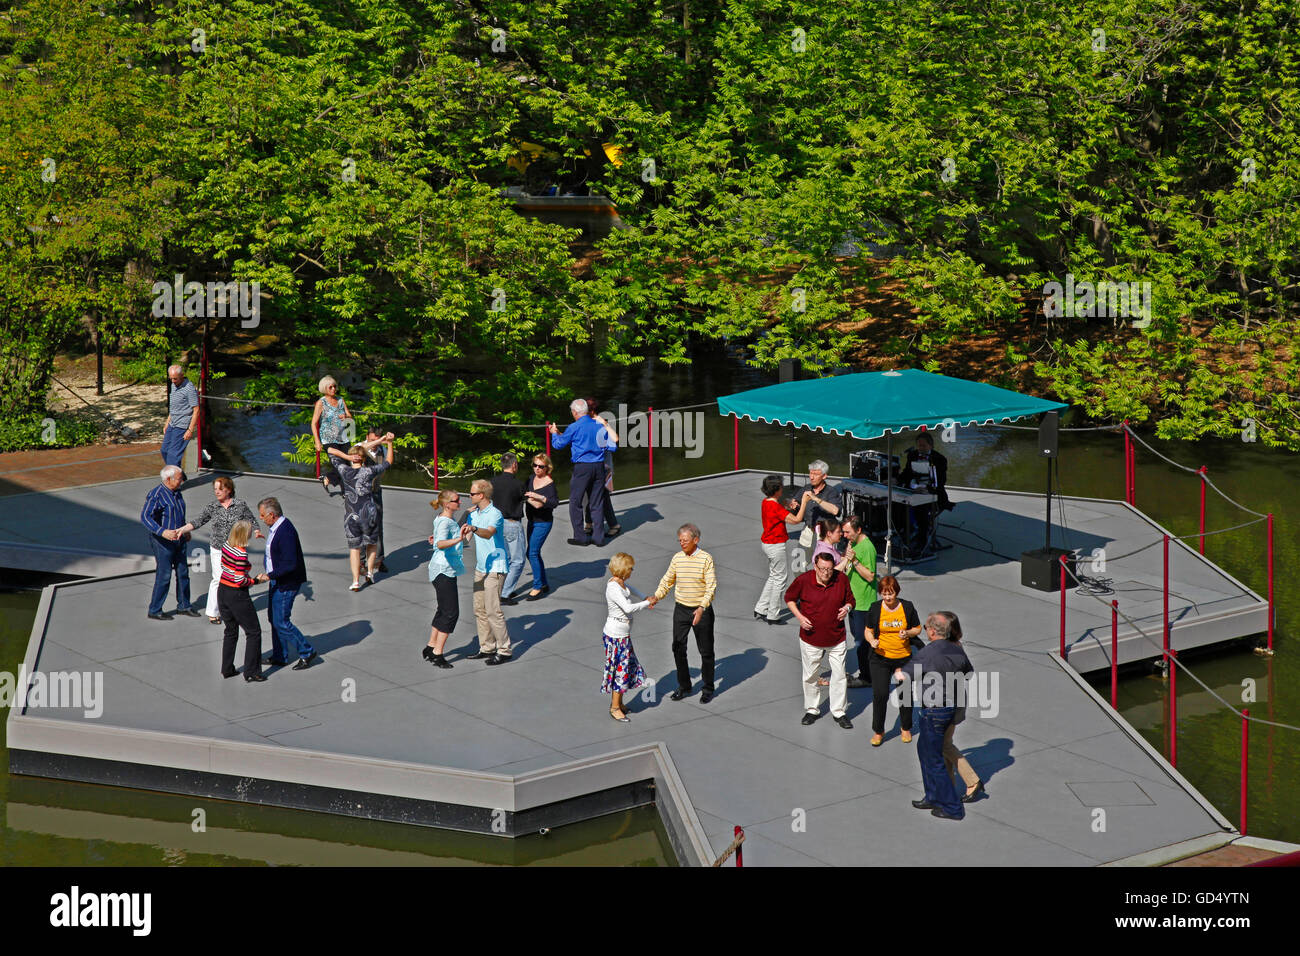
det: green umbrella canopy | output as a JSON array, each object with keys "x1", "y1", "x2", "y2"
[{"x1": 717, "y1": 369, "x2": 1067, "y2": 440}]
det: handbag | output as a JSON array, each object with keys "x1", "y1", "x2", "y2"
[{"x1": 798, "y1": 526, "x2": 815, "y2": 548}]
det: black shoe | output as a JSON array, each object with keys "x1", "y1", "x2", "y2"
[
  {"x1": 501, "y1": 596, "x2": 519, "y2": 606},
  {"x1": 263, "y1": 655, "x2": 289, "y2": 666},
  {"x1": 911, "y1": 799, "x2": 936, "y2": 810},
  {"x1": 431, "y1": 654, "x2": 453, "y2": 669},
  {"x1": 670, "y1": 688, "x2": 690, "y2": 701},
  {"x1": 767, "y1": 617, "x2": 786, "y2": 626},
  {"x1": 485, "y1": 653, "x2": 511, "y2": 666},
  {"x1": 754, "y1": 611, "x2": 764, "y2": 621},
  {"x1": 378, "y1": 563, "x2": 389, "y2": 573},
  {"x1": 566, "y1": 537, "x2": 591, "y2": 547},
  {"x1": 467, "y1": 650, "x2": 495, "y2": 660},
  {"x1": 525, "y1": 588, "x2": 549, "y2": 601},
  {"x1": 962, "y1": 782, "x2": 985, "y2": 803},
  {"x1": 801, "y1": 712, "x2": 819, "y2": 726},
  {"x1": 221, "y1": 669, "x2": 238, "y2": 679},
  {"x1": 607, "y1": 525, "x2": 622, "y2": 536},
  {"x1": 147, "y1": 612, "x2": 173, "y2": 621},
  {"x1": 700, "y1": 689, "x2": 714, "y2": 704},
  {"x1": 176, "y1": 607, "x2": 202, "y2": 618},
  {"x1": 244, "y1": 673, "x2": 267, "y2": 683},
  {"x1": 847, "y1": 675, "x2": 869, "y2": 689},
  {"x1": 293, "y1": 651, "x2": 318, "y2": 670},
  {"x1": 834, "y1": 714, "x2": 853, "y2": 729},
  {"x1": 422, "y1": 646, "x2": 437, "y2": 662},
  {"x1": 931, "y1": 807, "x2": 963, "y2": 820}
]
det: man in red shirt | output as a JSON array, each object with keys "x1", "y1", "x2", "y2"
[{"x1": 785, "y1": 552, "x2": 855, "y2": 728}]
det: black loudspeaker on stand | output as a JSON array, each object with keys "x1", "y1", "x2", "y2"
[{"x1": 1021, "y1": 411, "x2": 1070, "y2": 592}]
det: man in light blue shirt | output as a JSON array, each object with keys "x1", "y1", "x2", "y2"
[
  {"x1": 465, "y1": 479, "x2": 512, "y2": 663},
  {"x1": 548, "y1": 397, "x2": 617, "y2": 546},
  {"x1": 161, "y1": 365, "x2": 200, "y2": 474}
]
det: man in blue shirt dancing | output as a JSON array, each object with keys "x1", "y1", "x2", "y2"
[
  {"x1": 548, "y1": 398, "x2": 616, "y2": 546},
  {"x1": 140, "y1": 465, "x2": 200, "y2": 620}
]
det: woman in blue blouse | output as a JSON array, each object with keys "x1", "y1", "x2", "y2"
[{"x1": 424, "y1": 489, "x2": 470, "y2": 667}]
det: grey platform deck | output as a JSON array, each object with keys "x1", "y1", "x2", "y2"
[{"x1": 4, "y1": 469, "x2": 1266, "y2": 866}]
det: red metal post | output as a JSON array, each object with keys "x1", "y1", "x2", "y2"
[
  {"x1": 1059, "y1": 554, "x2": 1068, "y2": 659},
  {"x1": 1169, "y1": 649, "x2": 1178, "y2": 767},
  {"x1": 648, "y1": 406, "x2": 655, "y2": 485},
  {"x1": 734, "y1": 825, "x2": 744, "y2": 868},
  {"x1": 1267, "y1": 513, "x2": 1275, "y2": 652},
  {"x1": 315, "y1": 448, "x2": 321, "y2": 479},
  {"x1": 733, "y1": 413, "x2": 739, "y2": 471},
  {"x1": 432, "y1": 412, "x2": 439, "y2": 490},
  {"x1": 1197, "y1": 466, "x2": 1207, "y2": 554},
  {"x1": 1162, "y1": 534, "x2": 1170, "y2": 666},
  {"x1": 1122, "y1": 421, "x2": 1131, "y2": 504},
  {"x1": 1110, "y1": 599, "x2": 1119, "y2": 709},
  {"x1": 1241, "y1": 709, "x2": 1250, "y2": 835},
  {"x1": 197, "y1": 331, "x2": 207, "y2": 468},
  {"x1": 545, "y1": 421, "x2": 551, "y2": 458}
]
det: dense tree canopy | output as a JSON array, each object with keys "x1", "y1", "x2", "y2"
[{"x1": 2, "y1": 0, "x2": 1297, "y2": 451}]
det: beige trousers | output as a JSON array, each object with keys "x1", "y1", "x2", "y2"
[
  {"x1": 473, "y1": 571, "x2": 511, "y2": 655},
  {"x1": 942, "y1": 719, "x2": 980, "y2": 789}
]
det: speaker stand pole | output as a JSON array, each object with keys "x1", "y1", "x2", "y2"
[{"x1": 1044, "y1": 457, "x2": 1052, "y2": 551}]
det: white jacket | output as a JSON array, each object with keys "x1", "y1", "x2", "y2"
[{"x1": 603, "y1": 578, "x2": 650, "y2": 638}]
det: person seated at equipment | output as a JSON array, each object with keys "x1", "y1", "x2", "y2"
[{"x1": 901, "y1": 432, "x2": 951, "y2": 550}]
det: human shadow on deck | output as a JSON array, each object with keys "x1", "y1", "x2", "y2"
[
  {"x1": 924, "y1": 501, "x2": 1110, "y2": 577},
  {"x1": 600, "y1": 502, "x2": 664, "y2": 535},
  {"x1": 303, "y1": 618, "x2": 373, "y2": 655},
  {"x1": 960, "y1": 737, "x2": 1014, "y2": 790},
  {"x1": 500, "y1": 608, "x2": 573, "y2": 658},
  {"x1": 653, "y1": 646, "x2": 768, "y2": 701}
]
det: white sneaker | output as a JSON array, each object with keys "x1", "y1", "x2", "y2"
[
  {"x1": 349, "y1": 580, "x2": 361, "y2": 591},
  {"x1": 365, "y1": 572, "x2": 375, "y2": 585}
]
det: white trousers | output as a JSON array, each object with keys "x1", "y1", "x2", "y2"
[
  {"x1": 205, "y1": 544, "x2": 222, "y2": 618},
  {"x1": 801, "y1": 639, "x2": 847, "y2": 718},
  {"x1": 754, "y1": 541, "x2": 788, "y2": 619}
]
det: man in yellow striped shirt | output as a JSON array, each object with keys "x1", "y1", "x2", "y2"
[{"x1": 652, "y1": 523, "x2": 718, "y2": 702}]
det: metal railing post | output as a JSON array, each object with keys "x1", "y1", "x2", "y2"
[{"x1": 1110, "y1": 599, "x2": 1119, "y2": 709}]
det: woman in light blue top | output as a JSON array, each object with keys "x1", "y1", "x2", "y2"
[{"x1": 425, "y1": 489, "x2": 470, "y2": 668}]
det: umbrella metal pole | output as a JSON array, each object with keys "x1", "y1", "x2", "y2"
[
  {"x1": 885, "y1": 432, "x2": 894, "y2": 573},
  {"x1": 788, "y1": 428, "x2": 795, "y2": 487}
]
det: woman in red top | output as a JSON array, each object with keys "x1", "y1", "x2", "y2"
[
  {"x1": 754, "y1": 474, "x2": 810, "y2": 625},
  {"x1": 218, "y1": 520, "x2": 265, "y2": 682}
]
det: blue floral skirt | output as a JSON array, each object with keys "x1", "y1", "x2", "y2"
[{"x1": 602, "y1": 634, "x2": 647, "y2": 694}]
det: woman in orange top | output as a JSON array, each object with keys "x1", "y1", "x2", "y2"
[{"x1": 863, "y1": 575, "x2": 921, "y2": 745}]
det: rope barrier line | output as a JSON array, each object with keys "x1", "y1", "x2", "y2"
[
  {"x1": 1123, "y1": 424, "x2": 1268, "y2": 516},
  {"x1": 202, "y1": 392, "x2": 717, "y2": 425},
  {"x1": 987, "y1": 422, "x2": 1122, "y2": 432},
  {"x1": 711, "y1": 829, "x2": 745, "y2": 867},
  {"x1": 1170, "y1": 517, "x2": 1268, "y2": 540},
  {"x1": 1058, "y1": 560, "x2": 1300, "y2": 734}
]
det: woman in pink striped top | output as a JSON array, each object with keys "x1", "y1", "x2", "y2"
[{"x1": 218, "y1": 520, "x2": 265, "y2": 682}]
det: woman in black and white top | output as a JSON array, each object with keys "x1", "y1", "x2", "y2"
[
  {"x1": 178, "y1": 476, "x2": 259, "y2": 624},
  {"x1": 602, "y1": 552, "x2": 655, "y2": 722}
]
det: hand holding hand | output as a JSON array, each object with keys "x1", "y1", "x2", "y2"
[
  {"x1": 348, "y1": 454, "x2": 363, "y2": 465},
  {"x1": 646, "y1": 595, "x2": 658, "y2": 608},
  {"x1": 256, "y1": 573, "x2": 269, "y2": 583},
  {"x1": 254, "y1": 530, "x2": 265, "y2": 539},
  {"x1": 548, "y1": 423, "x2": 559, "y2": 435},
  {"x1": 384, "y1": 432, "x2": 395, "y2": 442}
]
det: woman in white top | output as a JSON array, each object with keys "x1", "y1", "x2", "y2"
[{"x1": 602, "y1": 552, "x2": 655, "y2": 722}]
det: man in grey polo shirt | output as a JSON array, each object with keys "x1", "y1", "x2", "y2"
[{"x1": 162, "y1": 365, "x2": 200, "y2": 476}]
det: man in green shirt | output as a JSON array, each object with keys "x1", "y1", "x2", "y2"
[{"x1": 842, "y1": 515, "x2": 878, "y2": 689}]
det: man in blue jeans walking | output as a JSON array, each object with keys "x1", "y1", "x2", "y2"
[
  {"x1": 161, "y1": 365, "x2": 200, "y2": 475},
  {"x1": 897, "y1": 611, "x2": 974, "y2": 820},
  {"x1": 255, "y1": 496, "x2": 317, "y2": 670},
  {"x1": 548, "y1": 398, "x2": 616, "y2": 547},
  {"x1": 140, "y1": 465, "x2": 201, "y2": 620}
]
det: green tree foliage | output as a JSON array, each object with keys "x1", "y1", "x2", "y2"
[{"x1": 2, "y1": 0, "x2": 1297, "y2": 452}]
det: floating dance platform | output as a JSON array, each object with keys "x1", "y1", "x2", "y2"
[{"x1": 2, "y1": 470, "x2": 1270, "y2": 865}]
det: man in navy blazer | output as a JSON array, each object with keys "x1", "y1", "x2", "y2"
[{"x1": 255, "y1": 496, "x2": 317, "y2": 670}]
